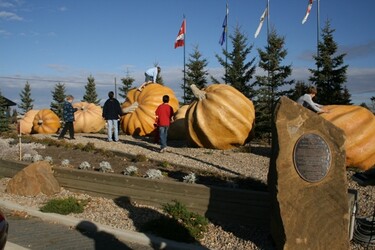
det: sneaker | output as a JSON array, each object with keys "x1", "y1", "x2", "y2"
[
  {"x1": 58, "y1": 137, "x2": 64, "y2": 140},
  {"x1": 69, "y1": 137, "x2": 75, "y2": 140},
  {"x1": 159, "y1": 148, "x2": 165, "y2": 153}
]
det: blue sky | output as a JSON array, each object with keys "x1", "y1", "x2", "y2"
[{"x1": 1, "y1": 0, "x2": 375, "y2": 110}]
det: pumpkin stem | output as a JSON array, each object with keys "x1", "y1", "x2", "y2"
[
  {"x1": 37, "y1": 119, "x2": 43, "y2": 125},
  {"x1": 122, "y1": 101, "x2": 139, "y2": 114},
  {"x1": 190, "y1": 84, "x2": 206, "y2": 100}
]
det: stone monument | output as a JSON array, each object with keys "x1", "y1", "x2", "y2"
[{"x1": 268, "y1": 96, "x2": 350, "y2": 249}]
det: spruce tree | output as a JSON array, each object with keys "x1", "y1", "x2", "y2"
[
  {"x1": 119, "y1": 70, "x2": 135, "y2": 101},
  {"x1": 82, "y1": 75, "x2": 100, "y2": 105},
  {"x1": 50, "y1": 82, "x2": 66, "y2": 120},
  {"x1": 182, "y1": 45, "x2": 208, "y2": 104},
  {"x1": 309, "y1": 20, "x2": 351, "y2": 105},
  {"x1": 0, "y1": 89, "x2": 10, "y2": 132},
  {"x1": 214, "y1": 25, "x2": 256, "y2": 99},
  {"x1": 18, "y1": 81, "x2": 34, "y2": 115},
  {"x1": 253, "y1": 28, "x2": 294, "y2": 140}
]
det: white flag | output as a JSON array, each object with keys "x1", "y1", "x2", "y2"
[
  {"x1": 302, "y1": 0, "x2": 313, "y2": 24},
  {"x1": 254, "y1": 7, "x2": 268, "y2": 38}
]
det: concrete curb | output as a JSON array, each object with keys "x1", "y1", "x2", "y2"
[{"x1": 0, "y1": 200, "x2": 206, "y2": 250}]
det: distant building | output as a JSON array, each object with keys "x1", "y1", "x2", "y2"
[{"x1": 0, "y1": 95, "x2": 17, "y2": 117}]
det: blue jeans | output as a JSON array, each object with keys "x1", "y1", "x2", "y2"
[
  {"x1": 158, "y1": 126, "x2": 169, "y2": 149},
  {"x1": 107, "y1": 120, "x2": 119, "y2": 141}
]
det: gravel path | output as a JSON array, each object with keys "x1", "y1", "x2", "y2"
[{"x1": 0, "y1": 134, "x2": 373, "y2": 249}]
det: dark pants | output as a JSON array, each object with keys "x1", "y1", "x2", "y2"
[{"x1": 59, "y1": 121, "x2": 74, "y2": 139}]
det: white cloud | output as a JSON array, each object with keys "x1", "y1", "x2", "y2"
[
  {"x1": 0, "y1": 11, "x2": 22, "y2": 21},
  {"x1": 59, "y1": 6, "x2": 67, "y2": 12}
]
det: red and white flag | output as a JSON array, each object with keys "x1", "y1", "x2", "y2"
[
  {"x1": 174, "y1": 19, "x2": 185, "y2": 49},
  {"x1": 302, "y1": 0, "x2": 313, "y2": 24},
  {"x1": 254, "y1": 7, "x2": 268, "y2": 38}
]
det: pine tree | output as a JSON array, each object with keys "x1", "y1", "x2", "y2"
[
  {"x1": 253, "y1": 28, "x2": 294, "y2": 140},
  {"x1": 119, "y1": 70, "x2": 135, "y2": 101},
  {"x1": 50, "y1": 83, "x2": 66, "y2": 120},
  {"x1": 182, "y1": 45, "x2": 209, "y2": 104},
  {"x1": 214, "y1": 25, "x2": 256, "y2": 99},
  {"x1": 0, "y1": 89, "x2": 10, "y2": 132},
  {"x1": 82, "y1": 75, "x2": 100, "y2": 105},
  {"x1": 18, "y1": 81, "x2": 34, "y2": 115},
  {"x1": 309, "y1": 20, "x2": 351, "y2": 105},
  {"x1": 289, "y1": 81, "x2": 309, "y2": 101}
]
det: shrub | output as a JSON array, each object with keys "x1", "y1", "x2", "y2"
[
  {"x1": 32, "y1": 154, "x2": 44, "y2": 162},
  {"x1": 44, "y1": 156, "x2": 53, "y2": 164},
  {"x1": 82, "y1": 142, "x2": 96, "y2": 152},
  {"x1": 61, "y1": 159, "x2": 70, "y2": 167},
  {"x1": 132, "y1": 154, "x2": 147, "y2": 162},
  {"x1": 183, "y1": 173, "x2": 197, "y2": 184},
  {"x1": 40, "y1": 197, "x2": 86, "y2": 215},
  {"x1": 79, "y1": 161, "x2": 91, "y2": 170},
  {"x1": 159, "y1": 161, "x2": 170, "y2": 168},
  {"x1": 141, "y1": 200, "x2": 209, "y2": 242},
  {"x1": 98, "y1": 161, "x2": 113, "y2": 173},
  {"x1": 22, "y1": 153, "x2": 33, "y2": 162},
  {"x1": 123, "y1": 165, "x2": 138, "y2": 176},
  {"x1": 145, "y1": 169, "x2": 163, "y2": 179}
]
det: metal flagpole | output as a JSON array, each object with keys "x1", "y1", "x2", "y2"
[
  {"x1": 225, "y1": 2, "x2": 228, "y2": 84},
  {"x1": 317, "y1": 0, "x2": 320, "y2": 70},
  {"x1": 183, "y1": 15, "x2": 186, "y2": 104}
]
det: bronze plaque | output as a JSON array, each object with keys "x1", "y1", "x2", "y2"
[{"x1": 293, "y1": 133, "x2": 331, "y2": 182}]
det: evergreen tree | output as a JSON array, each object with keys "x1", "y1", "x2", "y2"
[
  {"x1": 253, "y1": 28, "x2": 294, "y2": 140},
  {"x1": 82, "y1": 75, "x2": 100, "y2": 105},
  {"x1": 214, "y1": 25, "x2": 256, "y2": 99},
  {"x1": 182, "y1": 45, "x2": 209, "y2": 104},
  {"x1": 0, "y1": 89, "x2": 10, "y2": 132},
  {"x1": 50, "y1": 82, "x2": 66, "y2": 120},
  {"x1": 289, "y1": 81, "x2": 309, "y2": 101},
  {"x1": 309, "y1": 20, "x2": 351, "y2": 105},
  {"x1": 119, "y1": 70, "x2": 135, "y2": 101},
  {"x1": 18, "y1": 81, "x2": 34, "y2": 115}
]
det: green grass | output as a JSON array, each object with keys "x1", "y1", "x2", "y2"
[{"x1": 40, "y1": 197, "x2": 88, "y2": 215}]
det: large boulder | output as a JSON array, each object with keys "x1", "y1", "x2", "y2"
[
  {"x1": 268, "y1": 97, "x2": 349, "y2": 249},
  {"x1": 6, "y1": 161, "x2": 60, "y2": 196}
]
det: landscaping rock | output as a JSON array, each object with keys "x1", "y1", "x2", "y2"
[{"x1": 6, "y1": 161, "x2": 60, "y2": 196}]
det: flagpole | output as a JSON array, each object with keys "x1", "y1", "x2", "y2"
[
  {"x1": 183, "y1": 15, "x2": 186, "y2": 104},
  {"x1": 225, "y1": 2, "x2": 228, "y2": 84},
  {"x1": 317, "y1": 0, "x2": 320, "y2": 68}
]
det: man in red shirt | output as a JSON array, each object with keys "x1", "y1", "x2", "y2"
[{"x1": 155, "y1": 95, "x2": 174, "y2": 153}]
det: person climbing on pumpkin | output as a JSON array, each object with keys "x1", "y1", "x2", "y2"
[
  {"x1": 137, "y1": 66, "x2": 161, "y2": 91},
  {"x1": 155, "y1": 94, "x2": 174, "y2": 153},
  {"x1": 58, "y1": 95, "x2": 78, "y2": 140},
  {"x1": 297, "y1": 86, "x2": 329, "y2": 114}
]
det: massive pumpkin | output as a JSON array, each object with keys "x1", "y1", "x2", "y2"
[
  {"x1": 320, "y1": 105, "x2": 375, "y2": 170},
  {"x1": 19, "y1": 109, "x2": 39, "y2": 135},
  {"x1": 121, "y1": 84, "x2": 179, "y2": 136},
  {"x1": 73, "y1": 102, "x2": 105, "y2": 133},
  {"x1": 168, "y1": 104, "x2": 189, "y2": 140},
  {"x1": 185, "y1": 84, "x2": 255, "y2": 149},
  {"x1": 32, "y1": 109, "x2": 61, "y2": 134}
]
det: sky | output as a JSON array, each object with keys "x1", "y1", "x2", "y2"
[{"x1": 1, "y1": 0, "x2": 375, "y2": 110}]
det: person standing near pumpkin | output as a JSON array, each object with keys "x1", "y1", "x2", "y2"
[
  {"x1": 58, "y1": 95, "x2": 78, "y2": 140},
  {"x1": 155, "y1": 95, "x2": 174, "y2": 153},
  {"x1": 297, "y1": 86, "x2": 329, "y2": 113},
  {"x1": 137, "y1": 66, "x2": 161, "y2": 91},
  {"x1": 102, "y1": 91, "x2": 123, "y2": 142}
]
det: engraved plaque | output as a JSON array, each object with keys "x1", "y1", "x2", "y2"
[{"x1": 293, "y1": 133, "x2": 331, "y2": 182}]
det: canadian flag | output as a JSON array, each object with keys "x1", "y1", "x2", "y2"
[
  {"x1": 174, "y1": 19, "x2": 185, "y2": 49},
  {"x1": 302, "y1": 0, "x2": 314, "y2": 24}
]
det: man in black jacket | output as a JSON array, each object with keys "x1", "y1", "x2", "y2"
[{"x1": 102, "y1": 91, "x2": 122, "y2": 142}]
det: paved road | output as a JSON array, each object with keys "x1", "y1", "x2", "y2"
[{"x1": 4, "y1": 209, "x2": 153, "y2": 250}]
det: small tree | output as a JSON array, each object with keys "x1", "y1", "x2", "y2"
[
  {"x1": 82, "y1": 75, "x2": 100, "y2": 105},
  {"x1": 119, "y1": 70, "x2": 135, "y2": 101},
  {"x1": 18, "y1": 81, "x2": 34, "y2": 115},
  {"x1": 309, "y1": 20, "x2": 351, "y2": 105},
  {"x1": 214, "y1": 25, "x2": 256, "y2": 99},
  {"x1": 50, "y1": 83, "x2": 66, "y2": 120},
  {"x1": 182, "y1": 45, "x2": 208, "y2": 104},
  {"x1": 0, "y1": 89, "x2": 10, "y2": 132}
]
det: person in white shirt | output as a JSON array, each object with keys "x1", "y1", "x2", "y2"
[
  {"x1": 137, "y1": 67, "x2": 161, "y2": 91},
  {"x1": 297, "y1": 86, "x2": 329, "y2": 113}
]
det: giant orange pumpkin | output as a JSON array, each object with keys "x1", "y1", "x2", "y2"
[
  {"x1": 19, "y1": 109, "x2": 39, "y2": 135},
  {"x1": 168, "y1": 104, "x2": 189, "y2": 140},
  {"x1": 121, "y1": 84, "x2": 179, "y2": 136},
  {"x1": 320, "y1": 105, "x2": 375, "y2": 170},
  {"x1": 185, "y1": 84, "x2": 255, "y2": 149},
  {"x1": 73, "y1": 102, "x2": 105, "y2": 133},
  {"x1": 32, "y1": 109, "x2": 61, "y2": 134}
]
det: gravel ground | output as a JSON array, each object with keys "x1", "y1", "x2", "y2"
[{"x1": 0, "y1": 134, "x2": 374, "y2": 249}]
